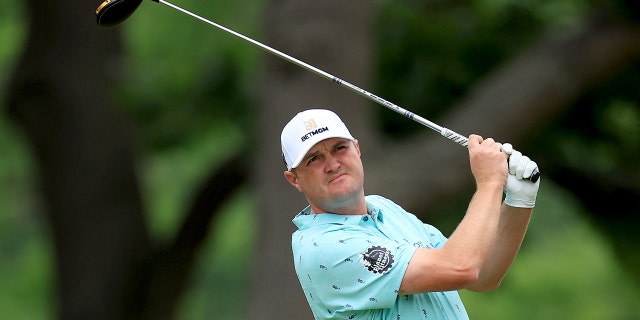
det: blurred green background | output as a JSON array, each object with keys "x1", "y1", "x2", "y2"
[{"x1": 1, "y1": 0, "x2": 639, "y2": 319}]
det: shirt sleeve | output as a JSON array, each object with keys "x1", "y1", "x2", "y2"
[
  {"x1": 422, "y1": 223, "x2": 448, "y2": 248},
  {"x1": 302, "y1": 226, "x2": 418, "y2": 312}
]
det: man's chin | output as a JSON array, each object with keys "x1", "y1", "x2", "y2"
[
  {"x1": 327, "y1": 181, "x2": 358, "y2": 197},
  {"x1": 327, "y1": 188, "x2": 363, "y2": 205}
]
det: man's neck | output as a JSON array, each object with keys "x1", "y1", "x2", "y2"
[{"x1": 309, "y1": 193, "x2": 367, "y2": 215}]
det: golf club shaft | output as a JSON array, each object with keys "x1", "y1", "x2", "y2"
[{"x1": 158, "y1": 0, "x2": 470, "y2": 147}]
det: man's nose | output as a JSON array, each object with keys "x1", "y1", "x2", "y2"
[{"x1": 325, "y1": 154, "x2": 341, "y2": 172}]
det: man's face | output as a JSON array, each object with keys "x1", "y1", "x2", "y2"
[{"x1": 284, "y1": 138, "x2": 365, "y2": 214}]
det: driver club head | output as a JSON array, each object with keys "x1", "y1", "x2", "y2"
[{"x1": 96, "y1": 0, "x2": 144, "y2": 27}]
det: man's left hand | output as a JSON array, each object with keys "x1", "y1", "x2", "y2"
[{"x1": 501, "y1": 143, "x2": 540, "y2": 208}]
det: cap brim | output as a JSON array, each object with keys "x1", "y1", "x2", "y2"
[{"x1": 288, "y1": 134, "x2": 355, "y2": 170}]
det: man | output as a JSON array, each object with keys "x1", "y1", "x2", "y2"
[{"x1": 281, "y1": 109, "x2": 540, "y2": 320}]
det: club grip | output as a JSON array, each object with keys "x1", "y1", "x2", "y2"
[
  {"x1": 440, "y1": 128, "x2": 469, "y2": 147},
  {"x1": 529, "y1": 169, "x2": 541, "y2": 183}
]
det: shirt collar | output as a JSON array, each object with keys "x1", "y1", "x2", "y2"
[{"x1": 292, "y1": 200, "x2": 384, "y2": 230}]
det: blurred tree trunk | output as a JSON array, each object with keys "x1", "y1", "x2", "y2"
[
  {"x1": 250, "y1": 0, "x2": 375, "y2": 318},
  {"x1": 5, "y1": 0, "x2": 247, "y2": 319},
  {"x1": 6, "y1": 0, "x2": 151, "y2": 318}
]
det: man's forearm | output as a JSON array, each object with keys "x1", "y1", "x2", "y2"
[
  {"x1": 444, "y1": 185, "x2": 504, "y2": 276},
  {"x1": 468, "y1": 204, "x2": 532, "y2": 291}
]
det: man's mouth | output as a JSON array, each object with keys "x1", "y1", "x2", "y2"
[{"x1": 328, "y1": 172, "x2": 348, "y2": 184}]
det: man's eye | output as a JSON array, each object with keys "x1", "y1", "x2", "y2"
[{"x1": 307, "y1": 156, "x2": 318, "y2": 165}]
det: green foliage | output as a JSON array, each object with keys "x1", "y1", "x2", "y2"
[
  {"x1": 373, "y1": 0, "x2": 589, "y2": 137},
  {"x1": 177, "y1": 193, "x2": 255, "y2": 320},
  {"x1": 140, "y1": 120, "x2": 244, "y2": 239},
  {"x1": 126, "y1": 113, "x2": 254, "y2": 319},
  {"x1": 0, "y1": 230, "x2": 54, "y2": 320},
  {"x1": 0, "y1": 116, "x2": 53, "y2": 319},
  {"x1": 0, "y1": 0, "x2": 25, "y2": 89},
  {"x1": 115, "y1": 0, "x2": 264, "y2": 151},
  {"x1": 534, "y1": 61, "x2": 640, "y2": 180},
  {"x1": 0, "y1": 1, "x2": 51, "y2": 319},
  {"x1": 461, "y1": 181, "x2": 640, "y2": 319}
]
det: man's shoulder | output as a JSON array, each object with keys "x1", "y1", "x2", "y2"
[
  {"x1": 292, "y1": 212, "x2": 366, "y2": 237},
  {"x1": 365, "y1": 195, "x2": 405, "y2": 213},
  {"x1": 364, "y1": 194, "x2": 395, "y2": 206}
]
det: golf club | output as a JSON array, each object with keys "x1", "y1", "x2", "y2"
[{"x1": 95, "y1": 0, "x2": 540, "y2": 183}]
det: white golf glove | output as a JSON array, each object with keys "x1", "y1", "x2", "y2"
[{"x1": 501, "y1": 143, "x2": 540, "y2": 208}]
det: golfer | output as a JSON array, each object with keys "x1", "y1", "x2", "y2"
[{"x1": 281, "y1": 109, "x2": 540, "y2": 319}]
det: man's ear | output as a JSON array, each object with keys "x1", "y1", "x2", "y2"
[
  {"x1": 353, "y1": 139, "x2": 361, "y2": 156},
  {"x1": 284, "y1": 170, "x2": 303, "y2": 192}
]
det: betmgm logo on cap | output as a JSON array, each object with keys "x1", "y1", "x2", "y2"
[{"x1": 281, "y1": 109, "x2": 355, "y2": 171}]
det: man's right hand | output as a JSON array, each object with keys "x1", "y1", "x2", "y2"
[{"x1": 467, "y1": 134, "x2": 509, "y2": 190}]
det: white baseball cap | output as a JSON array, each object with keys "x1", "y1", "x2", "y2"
[{"x1": 281, "y1": 109, "x2": 355, "y2": 170}]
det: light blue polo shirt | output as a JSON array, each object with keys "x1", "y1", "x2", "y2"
[{"x1": 292, "y1": 195, "x2": 469, "y2": 320}]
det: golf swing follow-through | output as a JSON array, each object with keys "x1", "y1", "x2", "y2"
[
  {"x1": 95, "y1": 0, "x2": 539, "y2": 182},
  {"x1": 96, "y1": 1, "x2": 541, "y2": 318}
]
